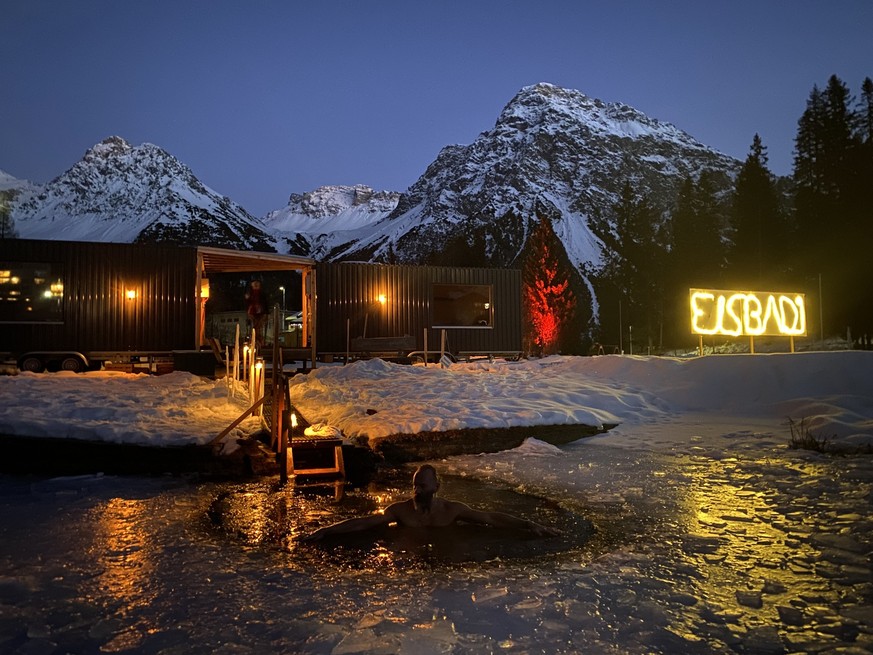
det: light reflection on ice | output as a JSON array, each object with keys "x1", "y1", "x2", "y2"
[{"x1": 0, "y1": 440, "x2": 871, "y2": 654}]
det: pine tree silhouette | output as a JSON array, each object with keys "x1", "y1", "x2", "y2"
[{"x1": 522, "y1": 216, "x2": 576, "y2": 355}]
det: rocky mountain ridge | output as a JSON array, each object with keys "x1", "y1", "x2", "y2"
[
  {"x1": 4, "y1": 83, "x2": 744, "y2": 329},
  {"x1": 328, "y1": 83, "x2": 740, "y2": 271},
  {"x1": 6, "y1": 136, "x2": 275, "y2": 250},
  {"x1": 263, "y1": 184, "x2": 400, "y2": 259}
]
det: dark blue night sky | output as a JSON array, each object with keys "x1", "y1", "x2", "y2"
[{"x1": 2, "y1": 0, "x2": 871, "y2": 216}]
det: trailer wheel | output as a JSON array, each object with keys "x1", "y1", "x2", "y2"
[
  {"x1": 60, "y1": 356, "x2": 86, "y2": 373},
  {"x1": 20, "y1": 356, "x2": 45, "y2": 373}
]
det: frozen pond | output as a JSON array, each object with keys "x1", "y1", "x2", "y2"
[{"x1": 1, "y1": 439, "x2": 872, "y2": 654}]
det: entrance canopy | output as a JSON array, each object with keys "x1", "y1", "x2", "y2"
[
  {"x1": 195, "y1": 247, "x2": 317, "y2": 364},
  {"x1": 197, "y1": 246, "x2": 315, "y2": 274}
]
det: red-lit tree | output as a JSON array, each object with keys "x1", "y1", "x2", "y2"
[{"x1": 523, "y1": 216, "x2": 576, "y2": 355}]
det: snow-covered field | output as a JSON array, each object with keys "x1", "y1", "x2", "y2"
[
  {"x1": 287, "y1": 351, "x2": 873, "y2": 449},
  {"x1": 2, "y1": 351, "x2": 871, "y2": 452},
  {"x1": 1, "y1": 352, "x2": 872, "y2": 654},
  {"x1": 0, "y1": 369, "x2": 263, "y2": 450}
]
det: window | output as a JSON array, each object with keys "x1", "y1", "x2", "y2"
[
  {"x1": 0, "y1": 262, "x2": 64, "y2": 323},
  {"x1": 432, "y1": 283, "x2": 492, "y2": 328}
]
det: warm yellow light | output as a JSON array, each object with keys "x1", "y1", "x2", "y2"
[
  {"x1": 290, "y1": 413, "x2": 298, "y2": 428},
  {"x1": 50, "y1": 281, "x2": 64, "y2": 297},
  {"x1": 125, "y1": 289, "x2": 137, "y2": 300},
  {"x1": 200, "y1": 278, "x2": 210, "y2": 300},
  {"x1": 690, "y1": 288, "x2": 806, "y2": 337},
  {"x1": 254, "y1": 361, "x2": 263, "y2": 370},
  {"x1": 43, "y1": 290, "x2": 52, "y2": 298},
  {"x1": 377, "y1": 294, "x2": 387, "y2": 305}
]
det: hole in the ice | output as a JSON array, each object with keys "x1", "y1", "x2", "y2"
[{"x1": 207, "y1": 469, "x2": 595, "y2": 567}]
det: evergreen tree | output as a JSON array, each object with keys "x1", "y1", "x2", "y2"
[
  {"x1": 522, "y1": 216, "x2": 577, "y2": 355},
  {"x1": 667, "y1": 171, "x2": 725, "y2": 343},
  {"x1": 793, "y1": 83, "x2": 829, "y2": 259},
  {"x1": 600, "y1": 183, "x2": 665, "y2": 351},
  {"x1": 851, "y1": 77, "x2": 873, "y2": 339},
  {"x1": 730, "y1": 135, "x2": 786, "y2": 286},
  {"x1": 670, "y1": 172, "x2": 725, "y2": 285},
  {"x1": 859, "y1": 77, "x2": 873, "y2": 143},
  {"x1": 0, "y1": 191, "x2": 18, "y2": 239},
  {"x1": 793, "y1": 74, "x2": 871, "y2": 340}
]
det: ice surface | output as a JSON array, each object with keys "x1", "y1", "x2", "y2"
[{"x1": 1, "y1": 352, "x2": 872, "y2": 652}]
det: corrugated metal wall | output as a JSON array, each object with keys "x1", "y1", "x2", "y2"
[
  {"x1": 0, "y1": 239, "x2": 198, "y2": 355},
  {"x1": 316, "y1": 262, "x2": 522, "y2": 354}
]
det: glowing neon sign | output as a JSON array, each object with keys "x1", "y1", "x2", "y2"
[{"x1": 690, "y1": 288, "x2": 807, "y2": 337}]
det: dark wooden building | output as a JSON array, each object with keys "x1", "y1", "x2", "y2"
[
  {"x1": 316, "y1": 262, "x2": 522, "y2": 358},
  {"x1": 0, "y1": 240, "x2": 521, "y2": 371},
  {"x1": 0, "y1": 239, "x2": 315, "y2": 371}
]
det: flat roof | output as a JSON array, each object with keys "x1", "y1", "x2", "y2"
[{"x1": 197, "y1": 246, "x2": 315, "y2": 274}]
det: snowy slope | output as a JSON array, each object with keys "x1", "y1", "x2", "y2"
[
  {"x1": 9, "y1": 137, "x2": 276, "y2": 250},
  {"x1": 331, "y1": 83, "x2": 741, "y2": 271},
  {"x1": 263, "y1": 185, "x2": 399, "y2": 259},
  {"x1": 0, "y1": 170, "x2": 36, "y2": 193},
  {"x1": 4, "y1": 84, "x2": 741, "y2": 283}
]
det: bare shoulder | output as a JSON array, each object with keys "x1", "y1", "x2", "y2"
[
  {"x1": 441, "y1": 499, "x2": 472, "y2": 512},
  {"x1": 384, "y1": 499, "x2": 415, "y2": 521},
  {"x1": 442, "y1": 499, "x2": 483, "y2": 521}
]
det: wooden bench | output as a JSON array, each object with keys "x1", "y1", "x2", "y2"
[
  {"x1": 457, "y1": 351, "x2": 524, "y2": 362},
  {"x1": 350, "y1": 335, "x2": 417, "y2": 354}
]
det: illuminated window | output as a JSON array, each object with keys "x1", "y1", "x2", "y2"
[
  {"x1": 0, "y1": 262, "x2": 64, "y2": 324},
  {"x1": 432, "y1": 283, "x2": 493, "y2": 328}
]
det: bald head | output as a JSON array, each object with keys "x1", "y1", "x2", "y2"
[{"x1": 412, "y1": 465, "x2": 440, "y2": 510}]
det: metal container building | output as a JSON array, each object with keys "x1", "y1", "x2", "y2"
[
  {"x1": 316, "y1": 262, "x2": 522, "y2": 358},
  {"x1": 0, "y1": 240, "x2": 520, "y2": 371},
  {"x1": 0, "y1": 239, "x2": 316, "y2": 371}
]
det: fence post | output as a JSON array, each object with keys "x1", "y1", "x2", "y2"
[
  {"x1": 271, "y1": 305, "x2": 288, "y2": 482},
  {"x1": 423, "y1": 328, "x2": 428, "y2": 367}
]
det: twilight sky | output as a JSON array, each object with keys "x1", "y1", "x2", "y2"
[{"x1": 2, "y1": 1, "x2": 871, "y2": 217}]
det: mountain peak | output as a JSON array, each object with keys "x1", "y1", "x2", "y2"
[
  {"x1": 518, "y1": 81, "x2": 587, "y2": 100},
  {"x1": 338, "y1": 81, "x2": 740, "y2": 271},
  {"x1": 499, "y1": 83, "x2": 675, "y2": 141},
  {"x1": 285, "y1": 185, "x2": 400, "y2": 218},
  {"x1": 264, "y1": 185, "x2": 400, "y2": 256},
  {"x1": 0, "y1": 170, "x2": 28, "y2": 192},
  {"x1": 84, "y1": 136, "x2": 132, "y2": 161},
  {"x1": 9, "y1": 137, "x2": 275, "y2": 250}
]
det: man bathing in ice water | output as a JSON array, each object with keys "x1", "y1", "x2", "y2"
[{"x1": 303, "y1": 464, "x2": 560, "y2": 541}]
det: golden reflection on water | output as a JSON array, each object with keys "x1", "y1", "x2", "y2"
[
  {"x1": 210, "y1": 480, "x2": 401, "y2": 564},
  {"x1": 87, "y1": 497, "x2": 157, "y2": 651},
  {"x1": 209, "y1": 474, "x2": 592, "y2": 573},
  {"x1": 675, "y1": 454, "x2": 830, "y2": 613},
  {"x1": 90, "y1": 497, "x2": 154, "y2": 605}
]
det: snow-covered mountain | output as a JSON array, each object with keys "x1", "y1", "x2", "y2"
[
  {"x1": 327, "y1": 83, "x2": 740, "y2": 271},
  {"x1": 8, "y1": 137, "x2": 276, "y2": 250},
  {"x1": 4, "y1": 83, "x2": 742, "y2": 283},
  {"x1": 263, "y1": 185, "x2": 400, "y2": 259},
  {"x1": 0, "y1": 169, "x2": 37, "y2": 194}
]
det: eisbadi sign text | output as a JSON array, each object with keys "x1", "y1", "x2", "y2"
[{"x1": 690, "y1": 289, "x2": 807, "y2": 337}]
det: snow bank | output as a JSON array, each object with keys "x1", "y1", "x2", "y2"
[
  {"x1": 1, "y1": 352, "x2": 871, "y2": 452},
  {"x1": 0, "y1": 370, "x2": 261, "y2": 449}
]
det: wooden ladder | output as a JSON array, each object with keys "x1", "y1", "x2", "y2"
[{"x1": 288, "y1": 436, "x2": 345, "y2": 477}]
